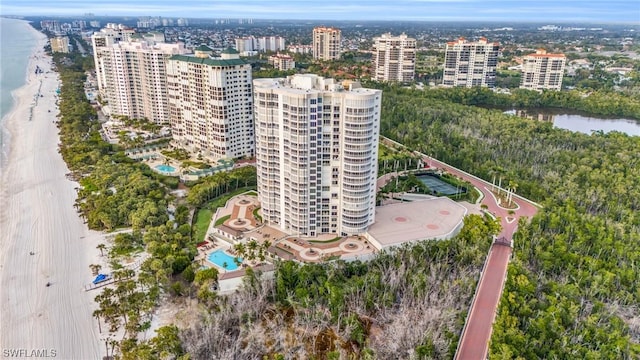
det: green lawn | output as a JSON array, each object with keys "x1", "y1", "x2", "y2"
[
  {"x1": 193, "y1": 208, "x2": 213, "y2": 243},
  {"x1": 215, "y1": 214, "x2": 231, "y2": 227},
  {"x1": 192, "y1": 186, "x2": 256, "y2": 243},
  {"x1": 253, "y1": 207, "x2": 262, "y2": 222}
]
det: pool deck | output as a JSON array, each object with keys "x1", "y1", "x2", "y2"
[
  {"x1": 194, "y1": 242, "x2": 243, "y2": 274},
  {"x1": 367, "y1": 197, "x2": 467, "y2": 248}
]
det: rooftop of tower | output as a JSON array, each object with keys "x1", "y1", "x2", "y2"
[
  {"x1": 253, "y1": 74, "x2": 380, "y2": 95},
  {"x1": 169, "y1": 54, "x2": 247, "y2": 67}
]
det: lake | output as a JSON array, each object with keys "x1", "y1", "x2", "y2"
[{"x1": 504, "y1": 109, "x2": 640, "y2": 136}]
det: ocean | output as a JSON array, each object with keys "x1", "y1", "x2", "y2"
[{"x1": 0, "y1": 18, "x2": 40, "y2": 167}]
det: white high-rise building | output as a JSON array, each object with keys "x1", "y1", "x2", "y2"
[
  {"x1": 91, "y1": 24, "x2": 136, "y2": 92},
  {"x1": 373, "y1": 33, "x2": 416, "y2": 82},
  {"x1": 288, "y1": 44, "x2": 312, "y2": 55},
  {"x1": 442, "y1": 37, "x2": 499, "y2": 88},
  {"x1": 520, "y1": 49, "x2": 566, "y2": 91},
  {"x1": 254, "y1": 74, "x2": 381, "y2": 236},
  {"x1": 167, "y1": 47, "x2": 254, "y2": 160},
  {"x1": 313, "y1": 27, "x2": 341, "y2": 60},
  {"x1": 95, "y1": 40, "x2": 189, "y2": 124},
  {"x1": 257, "y1": 36, "x2": 286, "y2": 52},
  {"x1": 235, "y1": 37, "x2": 256, "y2": 54},
  {"x1": 235, "y1": 36, "x2": 286, "y2": 53}
]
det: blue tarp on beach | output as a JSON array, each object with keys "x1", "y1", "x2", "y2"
[{"x1": 93, "y1": 274, "x2": 108, "y2": 284}]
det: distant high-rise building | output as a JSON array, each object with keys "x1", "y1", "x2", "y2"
[
  {"x1": 312, "y1": 27, "x2": 341, "y2": 60},
  {"x1": 520, "y1": 49, "x2": 566, "y2": 91},
  {"x1": 95, "y1": 39, "x2": 189, "y2": 124},
  {"x1": 268, "y1": 53, "x2": 295, "y2": 71},
  {"x1": 235, "y1": 37, "x2": 256, "y2": 54},
  {"x1": 40, "y1": 20, "x2": 61, "y2": 33},
  {"x1": 50, "y1": 36, "x2": 70, "y2": 53},
  {"x1": 257, "y1": 36, "x2": 286, "y2": 52},
  {"x1": 253, "y1": 74, "x2": 381, "y2": 236},
  {"x1": 91, "y1": 24, "x2": 136, "y2": 91},
  {"x1": 89, "y1": 21, "x2": 101, "y2": 28},
  {"x1": 288, "y1": 44, "x2": 312, "y2": 55},
  {"x1": 442, "y1": 37, "x2": 499, "y2": 88},
  {"x1": 373, "y1": 33, "x2": 416, "y2": 82},
  {"x1": 235, "y1": 36, "x2": 286, "y2": 53},
  {"x1": 71, "y1": 20, "x2": 86, "y2": 30},
  {"x1": 166, "y1": 47, "x2": 254, "y2": 160}
]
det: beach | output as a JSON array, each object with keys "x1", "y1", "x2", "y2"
[{"x1": 0, "y1": 23, "x2": 103, "y2": 358}]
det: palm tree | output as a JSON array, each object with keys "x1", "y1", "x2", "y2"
[
  {"x1": 247, "y1": 240, "x2": 259, "y2": 262},
  {"x1": 96, "y1": 243, "x2": 106, "y2": 257},
  {"x1": 508, "y1": 181, "x2": 518, "y2": 206},
  {"x1": 233, "y1": 243, "x2": 246, "y2": 266},
  {"x1": 90, "y1": 264, "x2": 102, "y2": 276}
]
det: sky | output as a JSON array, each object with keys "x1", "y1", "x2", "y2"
[{"x1": 1, "y1": 0, "x2": 639, "y2": 23}]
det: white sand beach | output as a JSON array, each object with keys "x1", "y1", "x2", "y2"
[{"x1": 0, "y1": 27, "x2": 103, "y2": 358}]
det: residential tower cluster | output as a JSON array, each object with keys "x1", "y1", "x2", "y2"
[{"x1": 89, "y1": 22, "x2": 566, "y2": 239}]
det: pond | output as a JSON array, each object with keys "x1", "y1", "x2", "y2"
[{"x1": 504, "y1": 109, "x2": 640, "y2": 136}]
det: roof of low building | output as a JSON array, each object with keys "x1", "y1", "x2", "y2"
[
  {"x1": 221, "y1": 47, "x2": 239, "y2": 55},
  {"x1": 195, "y1": 44, "x2": 213, "y2": 52}
]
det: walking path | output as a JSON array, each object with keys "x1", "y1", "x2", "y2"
[
  {"x1": 379, "y1": 137, "x2": 540, "y2": 360},
  {"x1": 426, "y1": 156, "x2": 538, "y2": 360}
]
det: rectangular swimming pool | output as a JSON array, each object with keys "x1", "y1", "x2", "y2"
[{"x1": 207, "y1": 249, "x2": 243, "y2": 270}]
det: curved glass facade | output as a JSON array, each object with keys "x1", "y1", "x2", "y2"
[{"x1": 254, "y1": 75, "x2": 381, "y2": 236}]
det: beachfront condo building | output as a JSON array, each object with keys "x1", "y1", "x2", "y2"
[
  {"x1": 253, "y1": 74, "x2": 381, "y2": 236},
  {"x1": 442, "y1": 37, "x2": 499, "y2": 88},
  {"x1": 520, "y1": 49, "x2": 566, "y2": 91},
  {"x1": 91, "y1": 24, "x2": 136, "y2": 93},
  {"x1": 166, "y1": 47, "x2": 254, "y2": 161},
  {"x1": 94, "y1": 39, "x2": 189, "y2": 124},
  {"x1": 373, "y1": 33, "x2": 416, "y2": 82},
  {"x1": 313, "y1": 27, "x2": 341, "y2": 61},
  {"x1": 50, "y1": 36, "x2": 70, "y2": 53}
]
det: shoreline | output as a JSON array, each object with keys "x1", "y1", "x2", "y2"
[{"x1": 0, "y1": 23, "x2": 103, "y2": 358}]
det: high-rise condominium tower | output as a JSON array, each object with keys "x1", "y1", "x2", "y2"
[
  {"x1": 373, "y1": 33, "x2": 416, "y2": 82},
  {"x1": 442, "y1": 37, "x2": 499, "y2": 88},
  {"x1": 520, "y1": 49, "x2": 566, "y2": 91},
  {"x1": 166, "y1": 47, "x2": 254, "y2": 160},
  {"x1": 50, "y1": 36, "x2": 70, "y2": 53},
  {"x1": 91, "y1": 24, "x2": 136, "y2": 92},
  {"x1": 94, "y1": 39, "x2": 189, "y2": 124},
  {"x1": 254, "y1": 74, "x2": 381, "y2": 236},
  {"x1": 312, "y1": 27, "x2": 341, "y2": 61}
]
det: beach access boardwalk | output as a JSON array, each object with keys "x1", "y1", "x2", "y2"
[{"x1": 380, "y1": 136, "x2": 540, "y2": 360}]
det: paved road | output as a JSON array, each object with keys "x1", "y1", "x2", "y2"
[{"x1": 420, "y1": 156, "x2": 539, "y2": 360}]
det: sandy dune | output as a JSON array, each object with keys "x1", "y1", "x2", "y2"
[{"x1": 0, "y1": 25, "x2": 103, "y2": 359}]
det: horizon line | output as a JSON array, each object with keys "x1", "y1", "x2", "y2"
[{"x1": 2, "y1": 15, "x2": 639, "y2": 26}]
